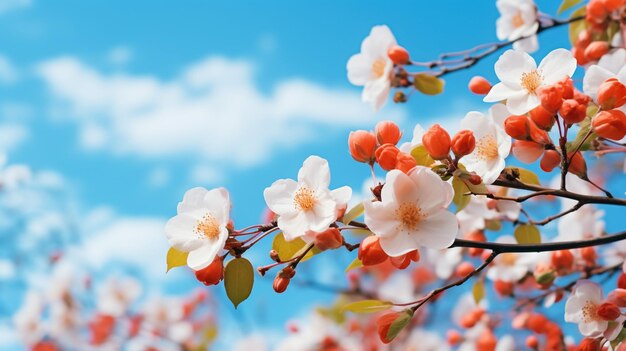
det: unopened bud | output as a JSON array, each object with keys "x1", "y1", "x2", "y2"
[
  {"x1": 468, "y1": 76, "x2": 492, "y2": 95},
  {"x1": 559, "y1": 99, "x2": 587, "y2": 124},
  {"x1": 387, "y1": 45, "x2": 410, "y2": 65},
  {"x1": 592, "y1": 109, "x2": 626, "y2": 140},
  {"x1": 585, "y1": 41, "x2": 609, "y2": 61},
  {"x1": 504, "y1": 115, "x2": 531, "y2": 140},
  {"x1": 597, "y1": 302, "x2": 621, "y2": 321},
  {"x1": 540, "y1": 149, "x2": 561, "y2": 172},
  {"x1": 551, "y1": 249, "x2": 574, "y2": 271},
  {"x1": 375, "y1": 143, "x2": 400, "y2": 171},
  {"x1": 349, "y1": 130, "x2": 377, "y2": 163},
  {"x1": 422, "y1": 124, "x2": 451, "y2": 160},
  {"x1": 357, "y1": 235, "x2": 388, "y2": 266},
  {"x1": 538, "y1": 85, "x2": 563, "y2": 113},
  {"x1": 273, "y1": 275, "x2": 290, "y2": 293},
  {"x1": 194, "y1": 256, "x2": 224, "y2": 286},
  {"x1": 313, "y1": 227, "x2": 343, "y2": 251},
  {"x1": 375, "y1": 120, "x2": 402, "y2": 145},
  {"x1": 451, "y1": 130, "x2": 476, "y2": 157},
  {"x1": 529, "y1": 105, "x2": 556, "y2": 130},
  {"x1": 598, "y1": 78, "x2": 626, "y2": 110}
]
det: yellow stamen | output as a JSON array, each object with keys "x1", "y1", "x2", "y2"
[
  {"x1": 372, "y1": 58, "x2": 387, "y2": 78},
  {"x1": 195, "y1": 214, "x2": 220, "y2": 240},
  {"x1": 294, "y1": 187, "x2": 316, "y2": 211},
  {"x1": 511, "y1": 12, "x2": 525, "y2": 28},
  {"x1": 582, "y1": 300, "x2": 599, "y2": 323},
  {"x1": 475, "y1": 135, "x2": 500, "y2": 161},
  {"x1": 520, "y1": 70, "x2": 543, "y2": 93},
  {"x1": 396, "y1": 202, "x2": 422, "y2": 230}
]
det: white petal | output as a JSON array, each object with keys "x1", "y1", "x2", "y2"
[
  {"x1": 597, "y1": 48, "x2": 626, "y2": 74},
  {"x1": 347, "y1": 54, "x2": 372, "y2": 86},
  {"x1": 362, "y1": 25, "x2": 397, "y2": 57},
  {"x1": 379, "y1": 231, "x2": 419, "y2": 257},
  {"x1": 331, "y1": 186, "x2": 352, "y2": 207},
  {"x1": 410, "y1": 167, "x2": 454, "y2": 213},
  {"x1": 506, "y1": 90, "x2": 539, "y2": 115},
  {"x1": 298, "y1": 155, "x2": 330, "y2": 192},
  {"x1": 583, "y1": 65, "x2": 614, "y2": 100},
  {"x1": 165, "y1": 211, "x2": 206, "y2": 252},
  {"x1": 494, "y1": 50, "x2": 537, "y2": 88},
  {"x1": 483, "y1": 82, "x2": 519, "y2": 102},
  {"x1": 414, "y1": 210, "x2": 458, "y2": 249},
  {"x1": 263, "y1": 178, "x2": 298, "y2": 215},
  {"x1": 539, "y1": 48, "x2": 577, "y2": 85},
  {"x1": 382, "y1": 169, "x2": 420, "y2": 204},
  {"x1": 201, "y1": 187, "x2": 230, "y2": 225},
  {"x1": 364, "y1": 200, "x2": 400, "y2": 239},
  {"x1": 187, "y1": 233, "x2": 225, "y2": 271},
  {"x1": 512, "y1": 35, "x2": 538, "y2": 53},
  {"x1": 278, "y1": 211, "x2": 309, "y2": 240},
  {"x1": 363, "y1": 77, "x2": 391, "y2": 111},
  {"x1": 177, "y1": 187, "x2": 209, "y2": 214}
]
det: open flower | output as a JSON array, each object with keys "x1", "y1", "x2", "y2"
[
  {"x1": 347, "y1": 25, "x2": 397, "y2": 111},
  {"x1": 486, "y1": 235, "x2": 539, "y2": 283},
  {"x1": 565, "y1": 280, "x2": 610, "y2": 338},
  {"x1": 165, "y1": 187, "x2": 231, "y2": 270},
  {"x1": 364, "y1": 167, "x2": 458, "y2": 257},
  {"x1": 484, "y1": 49, "x2": 577, "y2": 115},
  {"x1": 459, "y1": 104, "x2": 512, "y2": 184},
  {"x1": 264, "y1": 156, "x2": 351, "y2": 241},
  {"x1": 496, "y1": 0, "x2": 539, "y2": 53}
]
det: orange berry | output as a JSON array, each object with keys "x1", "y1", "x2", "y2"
[
  {"x1": 358, "y1": 236, "x2": 388, "y2": 266},
  {"x1": 375, "y1": 143, "x2": 400, "y2": 170},
  {"x1": 194, "y1": 256, "x2": 224, "y2": 286},
  {"x1": 592, "y1": 109, "x2": 626, "y2": 140},
  {"x1": 387, "y1": 45, "x2": 410, "y2": 65},
  {"x1": 451, "y1": 130, "x2": 476, "y2": 157},
  {"x1": 469, "y1": 76, "x2": 492, "y2": 95},
  {"x1": 349, "y1": 130, "x2": 377, "y2": 163},
  {"x1": 422, "y1": 124, "x2": 451, "y2": 160},
  {"x1": 585, "y1": 41, "x2": 610, "y2": 61},
  {"x1": 598, "y1": 78, "x2": 626, "y2": 110},
  {"x1": 375, "y1": 120, "x2": 402, "y2": 145},
  {"x1": 559, "y1": 99, "x2": 587, "y2": 124}
]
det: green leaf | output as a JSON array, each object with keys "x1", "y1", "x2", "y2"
[
  {"x1": 484, "y1": 219, "x2": 502, "y2": 231},
  {"x1": 452, "y1": 177, "x2": 471, "y2": 212},
  {"x1": 413, "y1": 74, "x2": 444, "y2": 95},
  {"x1": 224, "y1": 257, "x2": 254, "y2": 309},
  {"x1": 567, "y1": 116, "x2": 596, "y2": 153},
  {"x1": 341, "y1": 202, "x2": 364, "y2": 224},
  {"x1": 272, "y1": 232, "x2": 317, "y2": 262},
  {"x1": 345, "y1": 257, "x2": 363, "y2": 272},
  {"x1": 386, "y1": 310, "x2": 414, "y2": 342},
  {"x1": 557, "y1": 0, "x2": 582, "y2": 14},
  {"x1": 505, "y1": 166, "x2": 540, "y2": 185},
  {"x1": 568, "y1": 7, "x2": 587, "y2": 46},
  {"x1": 342, "y1": 299, "x2": 392, "y2": 314},
  {"x1": 410, "y1": 145, "x2": 435, "y2": 167},
  {"x1": 610, "y1": 324, "x2": 626, "y2": 349},
  {"x1": 472, "y1": 279, "x2": 485, "y2": 304},
  {"x1": 166, "y1": 247, "x2": 188, "y2": 272},
  {"x1": 514, "y1": 224, "x2": 541, "y2": 244}
]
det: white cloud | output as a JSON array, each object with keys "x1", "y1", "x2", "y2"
[
  {"x1": 37, "y1": 56, "x2": 405, "y2": 168},
  {"x1": 0, "y1": 123, "x2": 28, "y2": 152},
  {"x1": 189, "y1": 164, "x2": 222, "y2": 185},
  {"x1": 0, "y1": 55, "x2": 18, "y2": 83},
  {"x1": 70, "y1": 212, "x2": 168, "y2": 278},
  {"x1": 147, "y1": 167, "x2": 170, "y2": 188},
  {"x1": 0, "y1": 0, "x2": 31, "y2": 15},
  {"x1": 107, "y1": 46, "x2": 133, "y2": 65}
]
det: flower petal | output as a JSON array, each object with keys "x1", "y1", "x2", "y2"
[
  {"x1": 539, "y1": 48, "x2": 577, "y2": 85},
  {"x1": 165, "y1": 210, "x2": 206, "y2": 252},
  {"x1": 177, "y1": 187, "x2": 209, "y2": 214},
  {"x1": 264, "y1": 178, "x2": 298, "y2": 215},
  {"x1": 506, "y1": 90, "x2": 539, "y2": 115},
  {"x1": 379, "y1": 231, "x2": 419, "y2": 257},
  {"x1": 413, "y1": 210, "x2": 458, "y2": 249},
  {"x1": 495, "y1": 50, "x2": 537, "y2": 88},
  {"x1": 298, "y1": 155, "x2": 330, "y2": 192}
]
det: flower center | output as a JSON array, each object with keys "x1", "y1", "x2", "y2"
[
  {"x1": 372, "y1": 58, "x2": 387, "y2": 78},
  {"x1": 195, "y1": 214, "x2": 220, "y2": 240},
  {"x1": 500, "y1": 253, "x2": 518, "y2": 266},
  {"x1": 520, "y1": 70, "x2": 543, "y2": 93},
  {"x1": 396, "y1": 202, "x2": 423, "y2": 230},
  {"x1": 582, "y1": 300, "x2": 599, "y2": 323},
  {"x1": 475, "y1": 135, "x2": 500, "y2": 161},
  {"x1": 511, "y1": 12, "x2": 525, "y2": 28},
  {"x1": 294, "y1": 186, "x2": 316, "y2": 211}
]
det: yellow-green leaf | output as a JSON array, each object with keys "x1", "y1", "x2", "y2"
[
  {"x1": 224, "y1": 257, "x2": 254, "y2": 309},
  {"x1": 558, "y1": 0, "x2": 582, "y2": 14},
  {"x1": 345, "y1": 257, "x2": 363, "y2": 272},
  {"x1": 568, "y1": 7, "x2": 587, "y2": 46},
  {"x1": 386, "y1": 309, "x2": 414, "y2": 342},
  {"x1": 341, "y1": 202, "x2": 364, "y2": 224},
  {"x1": 610, "y1": 324, "x2": 626, "y2": 349},
  {"x1": 452, "y1": 176, "x2": 471, "y2": 212},
  {"x1": 514, "y1": 224, "x2": 541, "y2": 244},
  {"x1": 166, "y1": 247, "x2": 188, "y2": 272},
  {"x1": 505, "y1": 167, "x2": 540, "y2": 185},
  {"x1": 413, "y1": 74, "x2": 444, "y2": 95},
  {"x1": 410, "y1": 145, "x2": 435, "y2": 167},
  {"x1": 272, "y1": 232, "x2": 317, "y2": 262},
  {"x1": 472, "y1": 279, "x2": 485, "y2": 304},
  {"x1": 348, "y1": 228, "x2": 373, "y2": 236},
  {"x1": 567, "y1": 116, "x2": 596, "y2": 152},
  {"x1": 342, "y1": 299, "x2": 392, "y2": 314}
]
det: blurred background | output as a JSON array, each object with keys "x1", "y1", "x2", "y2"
[{"x1": 0, "y1": 0, "x2": 618, "y2": 350}]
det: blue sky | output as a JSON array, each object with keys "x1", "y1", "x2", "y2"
[{"x1": 1, "y1": 0, "x2": 608, "y2": 348}]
